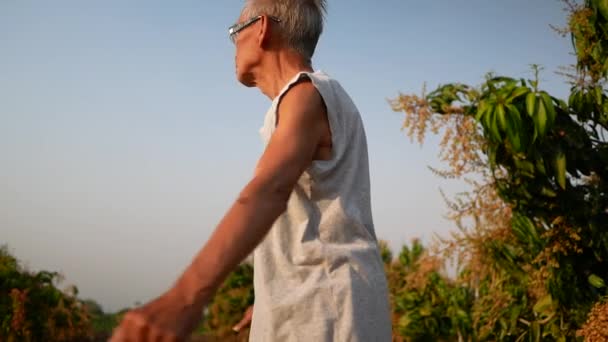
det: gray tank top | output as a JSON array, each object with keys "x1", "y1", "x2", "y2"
[{"x1": 250, "y1": 70, "x2": 392, "y2": 342}]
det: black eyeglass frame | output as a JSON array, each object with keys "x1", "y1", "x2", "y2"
[{"x1": 228, "y1": 15, "x2": 282, "y2": 44}]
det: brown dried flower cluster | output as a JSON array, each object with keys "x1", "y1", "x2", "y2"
[{"x1": 577, "y1": 300, "x2": 608, "y2": 341}]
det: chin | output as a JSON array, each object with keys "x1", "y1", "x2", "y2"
[{"x1": 236, "y1": 70, "x2": 256, "y2": 88}]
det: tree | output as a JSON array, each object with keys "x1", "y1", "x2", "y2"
[
  {"x1": 82, "y1": 299, "x2": 104, "y2": 317},
  {"x1": 384, "y1": 239, "x2": 473, "y2": 341},
  {"x1": 0, "y1": 245, "x2": 94, "y2": 341},
  {"x1": 390, "y1": 0, "x2": 608, "y2": 340}
]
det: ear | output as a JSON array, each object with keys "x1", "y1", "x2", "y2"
[{"x1": 256, "y1": 15, "x2": 272, "y2": 48}]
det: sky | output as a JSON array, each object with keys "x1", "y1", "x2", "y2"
[{"x1": 1, "y1": 1, "x2": 575, "y2": 312}]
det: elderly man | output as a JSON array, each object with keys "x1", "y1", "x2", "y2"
[{"x1": 110, "y1": 1, "x2": 391, "y2": 341}]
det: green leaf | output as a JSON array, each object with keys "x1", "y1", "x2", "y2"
[
  {"x1": 595, "y1": 86, "x2": 603, "y2": 106},
  {"x1": 509, "y1": 306, "x2": 522, "y2": 334},
  {"x1": 489, "y1": 76, "x2": 518, "y2": 86},
  {"x1": 482, "y1": 102, "x2": 494, "y2": 125},
  {"x1": 398, "y1": 314, "x2": 412, "y2": 330},
  {"x1": 515, "y1": 213, "x2": 538, "y2": 241},
  {"x1": 419, "y1": 304, "x2": 432, "y2": 317},
  {"x1": 488, "y1": 145, "x2": 500, "y2": 167},
  {"x1": 526, "y1": 92, "x2": 537, "y2": 117},
  {"x1": 533, "y1": 294, "x2": 553, "y2": 315},
  {"x1": 535, "y1": 155, "x2": 547, "y2": 175},
  {"x1": 576, "y1": 89, "x2": 585, "y2": 113},
  {"x1": 570, "y1": 89, "x2": 582, "y2": 114},
  {"x1": 541, "y1": 187, "x2": 557, "y2": 198},
  {"x1": 554, "y1": 150, "x2": 567, "y2": 190},
  {"x1": 585, "y1": 91, "x2": 596, "y2": 117},
  {"x1": 475, "y1": 101, "x2": 490, "y2": 121},
  {"x1": 535, "y1": 99, "x2": 548, "y2": 138},
  {"x1": 490, "y1": 107, "x2": 502, "y2": 141},
  {"x1": 508, "y1": 86, "x2": 530, "y2": 101},
  {"x1": 588, "y1": 274, "x2": 606, "y2": 288},
  {"x1": 512, "y1": 216, "x2": 528, "y2": 243},
  {"x1": 540, "y1": 92, "x2": 556, "y2": 128},
  {"x1": 598, "y1": 0, "x2": 608, "y2": 20},
  {"x1": 496, "y1": 104, "x2": 507, "y2": 130},
  {"x1": 482, "y1": 105, "x2": 499, "y2": 141},
  {"x1": 601, "y1": 103, "x2": 608, "y2": 126},
  {"x1": 506, "y1": 104, "x2": 524, "y2": 151},
  {"x1": 532, "y1": 321, "x2": 541, "y2": 342},
  {"x1": 514, "y1": 158, "x2": 535, "y2": 177}
]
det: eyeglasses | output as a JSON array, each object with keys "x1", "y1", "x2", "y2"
[{"x1": 228, "y1": 15, "x2": 281, "y2": 44}]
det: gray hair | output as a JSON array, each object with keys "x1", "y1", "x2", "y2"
[{"x1": 242, "y1": 0, "x2": 327, "y2": 61}]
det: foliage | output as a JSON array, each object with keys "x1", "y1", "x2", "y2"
[
  {"x1": 197, "y1": 262, "x2": 254, "y2": 341},
  {"x1": 384, "y1": 239, "x2": 473, "y2": 342},
  {"x1": 0, "y1": 245, "x2": 94, "y2": 342},
  {"x1": 389, "y1": 0, "x2": 608, "y2": 340}
]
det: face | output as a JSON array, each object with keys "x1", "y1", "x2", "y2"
[{"x1": 231, "y1": 14, "x2": 262, "y2": 87}]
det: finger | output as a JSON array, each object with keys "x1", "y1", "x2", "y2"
[
  {"x1": 232, "y1": 319, "x2": 246, "y2": 332},
  {"x1": 232, "y1": 322, "x2": 244, "y2": 333},
  {"x1": 245, "y1": 306, "x2": 254, "y2": 320},
  {"x1": 126, "y1": 311, "x2": 182, "y2": 342},
  {"x1": 109, "y1": 327, "x2": 125, "y2": 342},
  {"x1": 111, "y1": 312, "x2": 151, "y2": 342},
  {"x1": 146, "y1": 323, "x2": 182, "y2": 342},
  {"x1": 232, "y1": 315, "x2": 252, "y2": 332},
  {"x1": 109, "y1": 319, "x2": 139, "y2": 342}
]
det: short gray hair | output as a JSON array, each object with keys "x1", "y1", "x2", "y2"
[{"x1": 242, "y1": 0, "x2": 327, "y2": 60}]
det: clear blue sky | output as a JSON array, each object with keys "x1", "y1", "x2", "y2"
[{"x1": 1, "y1": 1, "x2": 574, "y2": 312}]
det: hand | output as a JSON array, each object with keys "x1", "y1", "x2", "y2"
[
  {"x1": 110, "y1": 289, "x2": 204, "y2": 342},
  {"x1": 232, "y1": 305, "x2": 254, "y2": 333}
]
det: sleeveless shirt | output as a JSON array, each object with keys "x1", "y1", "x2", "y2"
[{"x1": 249, "y1": 70, "x2": 392, "y2": 342}]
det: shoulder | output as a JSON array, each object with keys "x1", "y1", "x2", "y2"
[{"x1": 277, "y1": 76, "x2": 327, "y2": 125}]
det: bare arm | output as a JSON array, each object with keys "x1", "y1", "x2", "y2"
[
  {"x1": 176, "y1": 80, "x2": 326, "y2": 302},
  {"x1": 110, "y1": 80, "x2": 328, "y2": 341},
  {"x1": 123, "y1": 80, "x2": 326, "y2": 337}
]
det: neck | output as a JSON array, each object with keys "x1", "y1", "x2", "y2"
[{"x1": 254, "y1": 50, "x2": 314, "y2": 100}]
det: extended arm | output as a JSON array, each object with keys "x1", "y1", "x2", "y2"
[{"x1": 110, "y1": 80, "x2": 328, "y2": 341}]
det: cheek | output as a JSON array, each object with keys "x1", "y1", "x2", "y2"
[
  {"x1": 235, "y1": 50, "x2": 249, "y2": 70},
  {"x1": 233, "y1": 55, "x2": 239, "y2": 73},
  {"x1": 234, "y1": 49, "x2": 243, "y2": 67}
]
